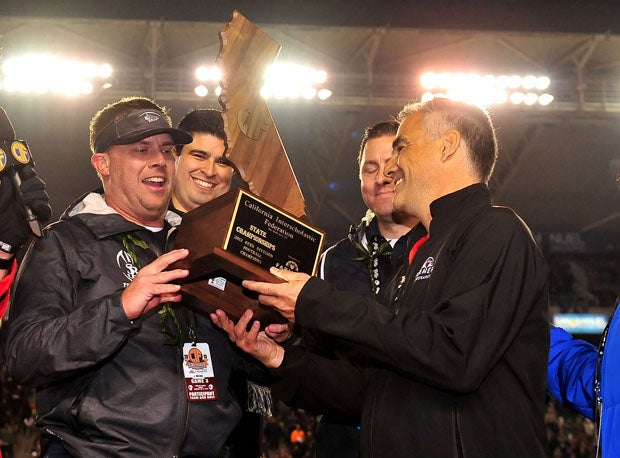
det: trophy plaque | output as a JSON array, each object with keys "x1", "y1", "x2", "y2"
[{"x1": 172, "y1": 11, "x2": 325, "y2": 325}]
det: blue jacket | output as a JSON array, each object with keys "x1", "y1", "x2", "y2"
[{"x1": 547, "y1": 303, "x2": 620, "y2": 457}]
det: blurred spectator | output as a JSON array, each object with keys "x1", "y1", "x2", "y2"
[{"x1": 545, "y1": 398, "x2": 598, "y2": 458}]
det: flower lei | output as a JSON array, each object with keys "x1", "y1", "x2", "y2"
[
  {"x1": 354, "y1": 234, "x2": 392, "y2": 299},
  {"x1": 121, "y1": 234, "x2": 189, "y2": 351}
]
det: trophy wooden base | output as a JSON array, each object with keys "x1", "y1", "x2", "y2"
[{"x1": 180, "y1": 247, "x2": 288, "y2": 326}]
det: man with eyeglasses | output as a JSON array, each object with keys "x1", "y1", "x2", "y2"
[{"x1": 5, "y1": 97, "x2": 256, "y2": 457}]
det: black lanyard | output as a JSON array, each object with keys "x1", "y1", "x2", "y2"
[{"x1": 594, "y1": 296, "x2": 619, "y2": 457}]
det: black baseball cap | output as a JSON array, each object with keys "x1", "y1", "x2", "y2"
[{"x1": 93, "y1": 108, "x2": 193, "y2": 153}]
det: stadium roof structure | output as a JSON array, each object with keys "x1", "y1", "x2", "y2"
[{"x1": 1, "y1": 14, "x2": 619, "y2": 247}]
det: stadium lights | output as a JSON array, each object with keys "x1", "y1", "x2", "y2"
[
  {"x1": 194, "y1": 84, "x2": 209, "y2": 97},
  {"x1": 420, "y1": 72, "x2": 554, "y2": 107},
  {"x1": 0, "y1": 54, "x2": 113, "y2": 96},
  {"x1": 194, "y1": 65, "x2": 220, "y2": 96},
  {"x1": 194, "y1": 63, "x2": 331, "y2": 101}
]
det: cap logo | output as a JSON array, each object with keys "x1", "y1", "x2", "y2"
[{"x1": 141, "y1": 112, "x2": 161, "y2": 123}]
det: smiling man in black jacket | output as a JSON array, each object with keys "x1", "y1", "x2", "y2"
[
  {"x1": 5, "y1": 97, "x2": 262, "y2": 458},
  {"x1": 311, "y1": 120, "x2": 419, "y2": 458},
  {"x1": 212, "y1": 97, "x2": 550, "y2": 458}
]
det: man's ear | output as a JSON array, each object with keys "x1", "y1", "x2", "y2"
[
  {"x1": 91, "y1": 153, "x2": 110, "y2": 177},
  {"x1": 440, "y1": 129, "x2": 461, "y2": 162}
]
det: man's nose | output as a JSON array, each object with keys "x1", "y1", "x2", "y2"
[
  {"x1": 151, "y1": 149, "x2": 168, "y2": 167},
  {"x1": 203, "y1": 158, "x2": 216, "y2": 175},
  {"x1": 384, "y1": 153, "x2": 398, "y2": 180},
  {"x1": 376, "y1": 166, "x2": 393, "y2": 185}
]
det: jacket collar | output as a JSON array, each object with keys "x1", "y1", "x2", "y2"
[
  {"x1": 428, "y1": 183, "x2": 491, "y2": 238},
  {"x1": 61, "y1": 190, "x2": 182, "y2": 239}
]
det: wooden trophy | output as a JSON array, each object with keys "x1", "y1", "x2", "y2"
[{"x1": 173, "y1": 11, "x2": 325, "y2": 325}]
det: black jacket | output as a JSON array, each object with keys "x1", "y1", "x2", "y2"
[
  {"x1": 6, "y1": 192, "x2": 266, "y2": 457},
  {"x1": 320, "y1": 215, "x2": 410, "y2": 296},
  {"x1": 272, "y1": 184, "x2": 550, "y2": 458},
  {"x1": 311, "y1": 216, "x2": 416, "y2": 458}
]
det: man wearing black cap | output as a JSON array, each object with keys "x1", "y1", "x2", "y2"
[{"x1": 5, "y1": 97, "x2": 257, "y2": 457}]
